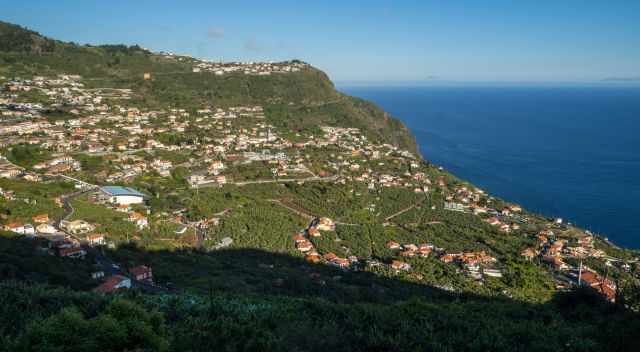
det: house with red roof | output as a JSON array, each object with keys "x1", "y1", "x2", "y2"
[
  {"x1": 296, "y1": 240, "x2": 314, "y2": 252},
  {"x1": 59, "y1": 247, "x2": 86, "y2": 259},
  {"x1": 95, "y1": 275, "x2": 131, "y2": 294},
  {"x1": 484, "y1": 217, "x2": 501, "y2": 226},
  {"x1": 391, "y1": 260, "x2": 411, "y2": 271},
  {"x1": 32, "y1": 214, "x2": 49, "y2": 223},
  {"x1": 308, "y1": 227, "x2": 321, "y2": 237},
  {"x1": 542, "y1": 255, "x2": 568, "y2": 271},
  {"x1": 316, "y1": 217, "x2": 335, "y2": 231},
  {"x1": 323, "y1": 252, "x2": 338, "y2": 262},
  {"x1": 330, "y1": 257, "x2": 350, "y2": 269},
  {"x1": 386, "y1": 241, "x2": 400, "y2": 250},
  {"x1": 305, "y1": 251, "x2": 321, "y2": 264},
  {"x1": 129, "y1": 265, "x2": 153, "y2": 282},
  {"x1": 86, "y1": 233, "x2": 105, "y2": 246}
]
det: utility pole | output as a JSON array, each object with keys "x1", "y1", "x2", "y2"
[
  {"x1": 578, "y1": 259, "x2": 583, "y2": 286},
  {"x1": 602, "y1": 264, "x2": 610, "y2": 297}
]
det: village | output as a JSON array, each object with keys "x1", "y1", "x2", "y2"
[
  {"x1": 154, "y1": 51, "x2": 309, "y2": 77},
  {"x1": 0, "y1": 71, "x2": 637, "y2": 301},
  {"x1": 191, "y1": 59, "x2": 308, "y2": 76}
]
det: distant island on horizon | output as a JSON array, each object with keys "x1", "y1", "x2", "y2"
[{"x1": 602, "y1": 76, "x2": 640, "y2": 82}]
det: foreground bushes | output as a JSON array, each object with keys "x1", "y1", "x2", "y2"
[{"x1": 1, "y1": 282, "x2": 639, "y2": 352}]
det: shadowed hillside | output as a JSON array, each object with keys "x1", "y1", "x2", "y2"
[{"x1": 2, "y1": 234, "x2": 640, "y2": 351}]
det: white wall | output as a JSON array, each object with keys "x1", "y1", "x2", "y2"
[{"x1": 110, "y1": 195, "x2": 144, "y2": 205}]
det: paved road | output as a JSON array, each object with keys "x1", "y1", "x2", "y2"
[
  {"x1": 56, "y1": 174, "x2": 97, "y2": 188},
  {"x1": 79, "y1": 148, "x2": 148, "y2": 157},
  {"x1": 54, "y1": 179, "x2": 170, "y2": 294},
  {"x1": 197, "y1": 175, "x2": 338, "y2": 188},
  {"x1": 56, "y1": 187, "x2": 98, "y2": 228}
]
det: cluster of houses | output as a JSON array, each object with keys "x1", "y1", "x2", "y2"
[
  {"x1": 33, "y1": 156, "x2": 81, "y2": 174},
  {"x1": 576, "y1": 269, "x2": 617, "y2": 301},
  {"x1": 95, "y1": 265, "x2": 153, "y2": 294},
  {"x1": 311, "y1": 127, "x2": 440, "y2": 193},
  {"x1": 442, "y1": 185, "x2": 526, "y2": 234},
  {"x1": 0, "y1": 101, "x2": 44, "y2": 122},
  {"x1": 0, "y1": 156, "x2": 22, "y2": 178},
  {"x1": 517, "y1": 228, "x2": 620, "y2": 301},
  {"x1": 2, "y1": 67, "x2": 636, "y2": 302},
  {"x1": 440, "y1": 251, "x2": 501, "y2": 280},
  {"x1": 2, "y1": 72, "x2": 438, "y2": 202},
  {"x1": 191, "y1": 60, "x2": 307, "y2": 76},
  {"x1": 291, "y1": 217, "x2": 360, "y2": 270},
  {"x1": 523, "y1": 230, "x2": 607, "y2": 271},
  {"x1": 386, "y1": 240, "x2": 434, "y2": 258},
  {"x1": 384, "y1": 238, "x2": 502, "y2": 280},
  {"x1": 4, "y1": 213, "x2": 57, "y2": 237},
  {"x1": 47, "y1": 235, "x2": 86, "y2": 258}
]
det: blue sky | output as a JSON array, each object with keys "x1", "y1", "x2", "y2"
[{"x1": 2, "y1": 0, "x2": 639, "y2": 82}]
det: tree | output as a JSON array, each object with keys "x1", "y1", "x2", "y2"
[{"x1": 16, "y1": 300, "x2": 168, "y2": 352}]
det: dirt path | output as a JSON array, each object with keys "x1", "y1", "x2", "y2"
[
  {"x1": 268, "y1": 199, "x2": 316, "y2": 220},
  {"x1": 384, "y1": 197, "x2": 427, "y2": 222}
]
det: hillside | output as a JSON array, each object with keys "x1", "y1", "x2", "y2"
[
  {"x1": 1, "y1": 21, "x2": 640, "y2": 351},
  {"x1": 0, "y1": 21, "x2": 417, "y2": 154}
]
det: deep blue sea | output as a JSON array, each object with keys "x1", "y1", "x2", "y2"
[{"x1": 339, "y1": 83, "x2": 640, "y2": 249}]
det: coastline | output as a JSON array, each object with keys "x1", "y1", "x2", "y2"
[{"x1": 339, "y1": 83, "x2": 640, "y2": 250}]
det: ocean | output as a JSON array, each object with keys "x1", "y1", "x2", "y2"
[{"x1": 339, "y1": 83, "x2": 640, "y2": 249}]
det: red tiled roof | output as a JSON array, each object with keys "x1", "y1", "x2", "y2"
[
  {"x1": 391, "y1": 260, "x2": 408, "y2": 269},
  {"x1": 87, "y1": 233, "x2": 104, "y2": 240},
  {"x1": 323, "y1": 252, "x2": 338, "y2": 261},
  {"x1": 95, "y1": 275, "x2": 129, "y2": 294},
  {"x1": 129, "y1": 265, "x2": 152, "y2": 277},
  {"x1": 59, "y1": 247, "x2": 83, "y2": 257},
  {"x1": 386, "y1": 241, "x2": 400, "y2": 249},
  {"x1": 580, "y1": 271, "x2": 601, "y2": 286}
]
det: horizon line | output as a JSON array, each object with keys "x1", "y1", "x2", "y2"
[{"x1": 335, "y1": 79, "x2": 640, "y2": 86}]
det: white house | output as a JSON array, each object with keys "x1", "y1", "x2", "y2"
[
  {"x1": 86, "y1": 233, "x2": 106, "y2": 246},
  {"x1": 4, "y1": 222, "x2": 35, "y2": 235}
]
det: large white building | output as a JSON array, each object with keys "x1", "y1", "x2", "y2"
[{"x1": 100, "y1": 186, "x2": 147, "y2": 205}]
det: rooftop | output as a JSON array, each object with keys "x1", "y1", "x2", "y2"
[{"x1": 100, "y1": 186, "x2": 147, "y2": 198}]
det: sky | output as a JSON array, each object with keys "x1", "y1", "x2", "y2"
[{"x1": 2, "y1": 0, "x2": 639, "y2": 82}]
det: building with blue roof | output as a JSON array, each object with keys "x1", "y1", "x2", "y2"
[{"x1": 100, "y1": 186, "x2": 148, "y2": 205}]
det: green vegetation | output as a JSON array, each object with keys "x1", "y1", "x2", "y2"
[
  {"x1": 0, "y1": 179, "x2": 71, "y2": 223},
  {"x1": 1, "y1": 20, "x2": 640, "y2": 351},
  {"x1": 69, "y1": 196, "x2": 137, "y2": 242},
  {"x1": 0, "y1": 232, "x2": 95, "y2": 290},
  {"x1": 1, "y1": 281, "x2": 639, "y2": 351},
  {"x1": 2, "y1": 144, "x2": 51, "y2": 169},
  {"x1": 8, "y1": 294, "x2": 168, "y2": 352},
  {"x1": 0, "y1": 20, "x2": 417, "y2": 153}
]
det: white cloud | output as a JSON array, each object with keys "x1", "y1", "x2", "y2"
[{"x1": 207, "y1": 27, "x2": 225, "y2": 39}]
